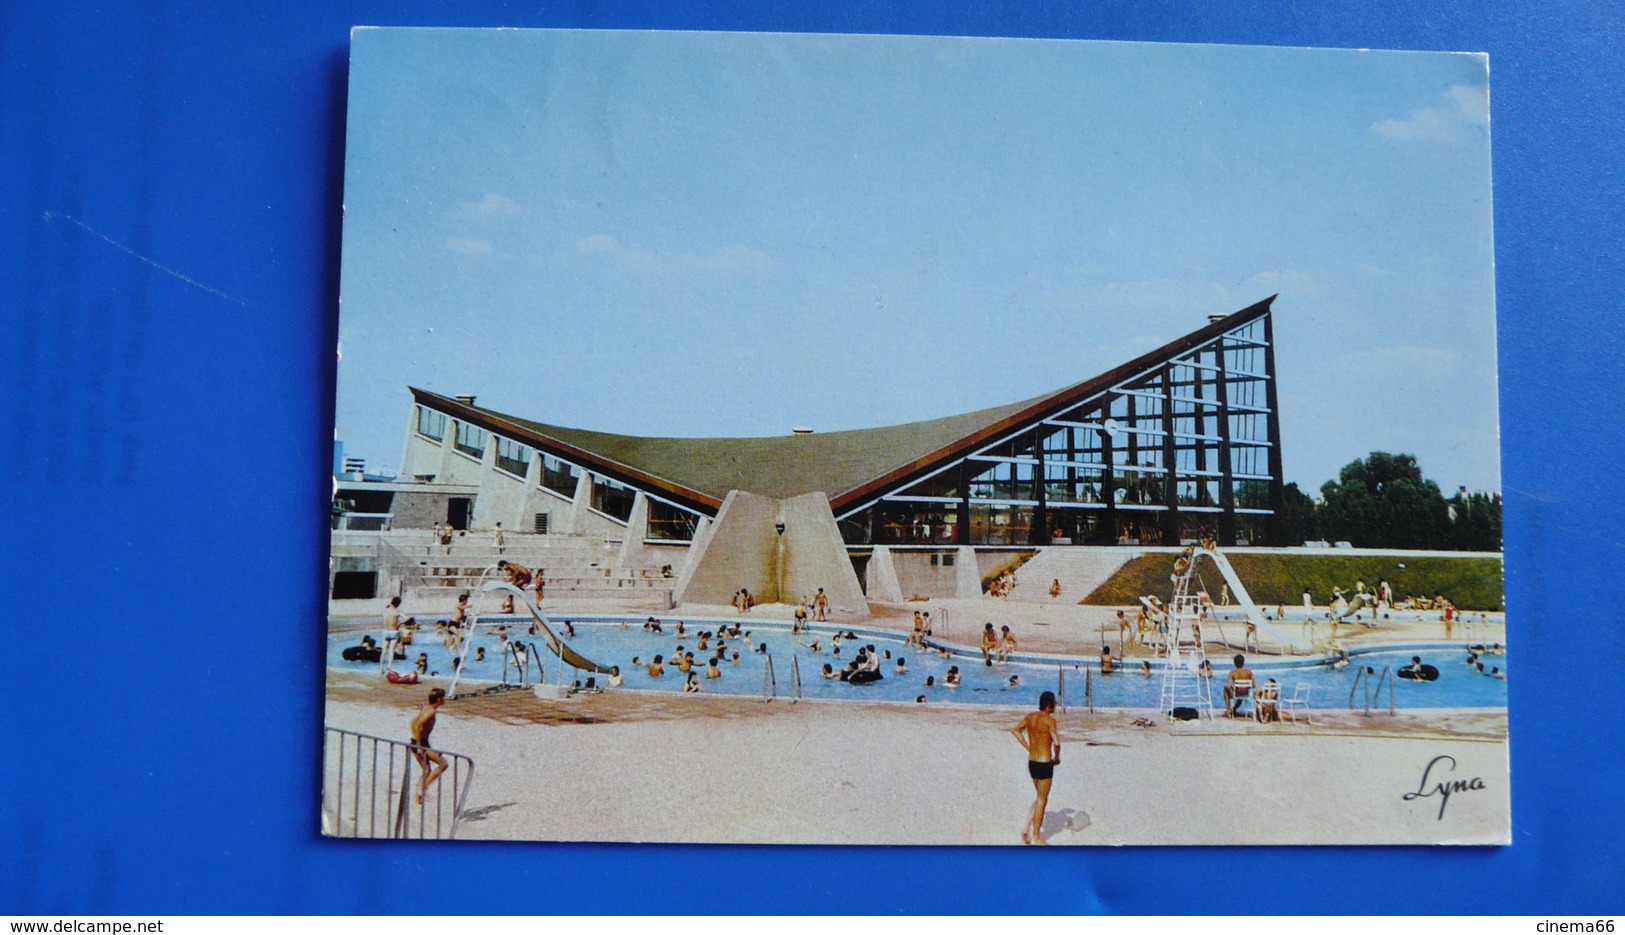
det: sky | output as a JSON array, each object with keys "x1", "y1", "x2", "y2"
[{"x1": 336, "y1": 28, "x2": 1500, "y2": 494}]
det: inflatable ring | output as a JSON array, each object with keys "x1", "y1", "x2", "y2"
[{"x1": 847, "y1": 670, "x2": 884, "y2": 685}]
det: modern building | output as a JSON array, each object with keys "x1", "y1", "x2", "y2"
[{"x1": 337, "y1": 296, "x2": 1285, "y2": 607}]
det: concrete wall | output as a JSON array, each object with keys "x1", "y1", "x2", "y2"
[
  {"x1": 393, "y1": 414, "x2": 630, "y2": 540},
  {"x1": 675, "y1": 491, "x2": 780, "y2": 605},
  {"x1": 391, "y1": 490, "x2": 455, "y2": 529},
  {"x1": 890, "y1": 550, "x2": 964, "y2": 601},
  {"x1": 675, "y1": 490, "x2": 864, "y2": 609},
  {"x1": 865, "y1": 546, "x2": 905, "y2": 603},
  {"x1": 778, "y1": 492, "x2": 866, "y2": 611}
]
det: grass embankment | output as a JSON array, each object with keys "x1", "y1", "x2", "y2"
[{"x1": 1082, "y1": 552, "x2": 1505, "y2": 611}]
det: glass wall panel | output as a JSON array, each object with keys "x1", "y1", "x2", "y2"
[
  {"x1": 495, "y1": 436, "x2": 531, "y2": 477},
  {"x1": 591, "y1": 475, "x2": 636, "y2": 522},
  {"x1": 968, "y1": 504, "x2": 1033, "y2": 545},
  {"x1": 454, "y1": 421, "x2": 487, "y2": 459},
  {"x1": 647, "y1": 500, "x2": 700, "y2": 541},
  {"x1": 539, "y1": 453, "x2": 579, "y2": 498},
  {"x1": 416, "y1": 406, "x2": 448, "y2": 441}
]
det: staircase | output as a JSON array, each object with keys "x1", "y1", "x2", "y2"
[
  {"x1": 1003, "y1": 547, "x2": 1139, "y2": 603},
  {"x1": 358, "y1": 529, "x2": 677, "y2": 605}
]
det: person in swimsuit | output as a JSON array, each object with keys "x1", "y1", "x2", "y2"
[
  {"x1": 981, "y1": 623, "x2": 998, "y2": 667},
  {"x1": 410, "y1": 688, "x2": 448, "y2": 805},
  {"x1": 998, "y1": 626, "x2": 1017, "y2": 663},
  {"x1": 1011, "y1": 691, "x2": 1061, "y2": 845}
]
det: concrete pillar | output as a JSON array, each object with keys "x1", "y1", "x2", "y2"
[
  {"x1": 866, "y1": 545, "x2": 905, "y2": 603},
  {"x1": 954, "y1": 545, "x2": 982, "y2": 599},
  {"x1": 675, "y1": 491, "x2": 778, "y2": 605},
  {"x1": 567, "y1": 472, "x2": 595, "y2": 534},
  {"x1": 513, "y1": 454, "x2": 543, "y2": 530},
  {"x1": 616, "y1": 492, "x2": 650, "y2": 569},
  {"x1": 676, "y1": 516, "x2": 712, "y2": 590},
  {"x1": 778, "y1": 492, "x2": 865, "y2": 612}
]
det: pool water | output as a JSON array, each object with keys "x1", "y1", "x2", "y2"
[{"x1": 326, "y1": 617, "x2": 1507, "y2": 710}]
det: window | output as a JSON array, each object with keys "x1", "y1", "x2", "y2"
[
  {"x1": 647, "y1": 500, "x2": 700, "y2": 541},
  {"x1": 591, "y1": 475, "x2": 637, "y2": 522},
  {"x1": 539, "y1": 453, "x2": 579, "y2": 498},
  {"x1": 495, "y1": 436, "x2": 531, "y2": 477},
  {"x1": 416, "y1": 406, "x2": 448, "y2": 441},
  {"x1": 454, "y1": 421, "x2": 487, "y2": 459}
]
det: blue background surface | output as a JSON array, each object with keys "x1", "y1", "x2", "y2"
[{"x1": 2, "y1": 0, "x2": 1620, "y2": 915}]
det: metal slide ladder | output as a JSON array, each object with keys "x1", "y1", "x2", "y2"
[{"x1": 1159, "y1": 556, "x2": 1215, "y2": 721}]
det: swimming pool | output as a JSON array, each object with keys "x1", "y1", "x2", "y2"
[{"x1": 326, "y1": 617, "x2": 1507, "y2": 710}]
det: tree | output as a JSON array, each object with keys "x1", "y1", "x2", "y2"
[
  {"x1": 1317, "y1": 452, "x2": 1451, "y2": 549},
  {"x1": 1276, "y1": 482, "x2": 1318, "y2": 546}
]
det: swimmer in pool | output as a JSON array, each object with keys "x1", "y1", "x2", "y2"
[
  {"x1": 894, "y1": 657, "x2": 907, "y2": 675},
  {"x1": 1008, "y1": 674, "x2": 1022, "y2": 687},
  {"x1": 474, "y1": 647, "x2": 485, "y2": 663},
  {"x1": 606, "y1": 666, "x2": 624, "y2": 689},
  {"x1": 684, "y1": 672, "x2": 701, "y2": 693},
  {"x1": 925, "y1": 675, "x2": 936, "y2": 688},
  {"x1": 706, "y1": 658, "x2": 722, "y2": 679},
  {"x1": 945, "y1": 666, "x2": 961, "y2": 688},
  {"x1": 647, "y1": 655, "x2": 665, "y2": 678},
  {"x1": 822, "y1": 664, "x2": 837, "y2": 679},
  {"x1": 1140, "y1": 660, "x2": 1153, "y2": 677},
  {"x1": 732, "y1": 652, "x2": 741, "y2": 666}
]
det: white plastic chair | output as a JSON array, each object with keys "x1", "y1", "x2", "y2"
[
  {"x1": 1278, "y1": 682, "x2": 1312, "y2": 725},
  {"x1": 1226, "y1": 678, "x2": 1254, "y2": 718}
]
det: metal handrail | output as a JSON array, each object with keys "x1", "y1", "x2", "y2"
[
  {"x1": 1348, "y1": 665, "x2": 1397, "y2": 716},
  {"x1": 762, "y1": 654, "x2": 778, "y2": 701},
  {"x1": 323, "y1": 726, "x2": 475, "y2": 840},
  {"x1": 789, "y1": 656, "x2": 802, "y2": 703}
]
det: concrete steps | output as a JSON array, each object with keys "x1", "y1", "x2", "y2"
[{"x1": 1002, "y1": 547, "x2": 1140, "y2": 604}]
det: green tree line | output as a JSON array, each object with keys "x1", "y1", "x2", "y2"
[{"x1": 1272, "y1": 452, "x2": 1501, "y2": 551}]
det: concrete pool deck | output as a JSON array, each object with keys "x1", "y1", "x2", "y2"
[{"x1": 324, "y1": 666, "x2": 1510, "y2": 846}]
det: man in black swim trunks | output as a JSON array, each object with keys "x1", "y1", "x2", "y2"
[
  {"x1": 1011, "y1": 690, "x2": 1061, "y2": 845},
  {"x1": 410, "y1": 688, "x2": 448, "y2": 805}
]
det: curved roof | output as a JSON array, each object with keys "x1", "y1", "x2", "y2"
[
  {"x1": 427, "y1": 389, "x2": 1052, "y2": 505},
  {"x1": 411, "y1": 296, "x2": 1275, "y2": 513}
]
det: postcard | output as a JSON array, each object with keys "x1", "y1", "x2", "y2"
[{"x1": 322, "y1": 28, "x2": 1506, "y2": 844}]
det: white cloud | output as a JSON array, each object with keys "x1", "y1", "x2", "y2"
[
  {"x1": 1371, "y1": 84, "x2": 1489, "y2": 143},
  {"x1": 449, "y1": 193, "x2": 523, "y2": 223},
  {"x1": 576, "y1": 234, "x2": 621, "y2": 255}
]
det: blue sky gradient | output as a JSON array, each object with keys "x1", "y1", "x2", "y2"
[{"x1": 337, "y1": 29, "x2": 1499, "y2": 493}]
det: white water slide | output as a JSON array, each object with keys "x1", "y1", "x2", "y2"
[
  {"x1": 445, "y1": 580, "x2": 615, "y2": 697},
  {"x1": 484, "y1": 581, "x2": 614, "y2": 674},
  {"x1": 1191, "y1": 548, "x2": 1314, "y2": 654}
]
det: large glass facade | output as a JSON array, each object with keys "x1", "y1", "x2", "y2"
[
  {"x1": 646, "y1": 499, "x2": 702, "y2": 541},
  {"x1": 836, "y1": 311, "x2": 1282, "y2": 547}
]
